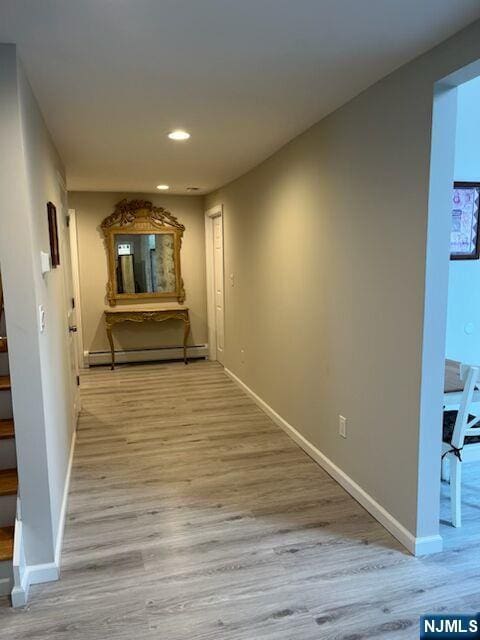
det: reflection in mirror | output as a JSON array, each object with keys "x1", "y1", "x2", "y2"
[{"x1": 115, "y1": 233, "x2": 176, "y2": 294}]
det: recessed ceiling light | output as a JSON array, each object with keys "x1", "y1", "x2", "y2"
[
  {"x1": 156, "y1": 184, "x2": 169, "y2": 190},
  {"x1": 168, "y1": 129, "x2": 190, "y2": 141}
]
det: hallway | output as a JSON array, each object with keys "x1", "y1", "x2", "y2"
[{"x1": 0, "y1": 361, "x2": 479, "y2": 638}]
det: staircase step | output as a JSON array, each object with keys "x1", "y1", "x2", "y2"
[
  {"x1": 0, "y1": 339, "x2": 7, "y2": 353},
  {"x1": 0, "y1": 527, "x2": 14, "y2": 562},
  {"x1": 0, "y1": 420, "x2": 14, "y2": 440},
  {"x1": 0, "y1": 376, "x2": 10, "y2": 391},
  {"x1": 0, "y1": 469, "x2": 17, "y2": 496}
]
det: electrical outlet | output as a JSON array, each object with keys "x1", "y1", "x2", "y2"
[
  {"x1": 339, "y1": 415, "x2": 347, "y2": 438},
  {"x1": 240, "y1": 348, "x2": 245, "y2": 364}
]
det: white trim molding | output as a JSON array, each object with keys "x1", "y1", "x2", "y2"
[
  {"x1": 54, "y1": 429, "x2": 76, "y2": 568},
  {"x1": 86, "y1": 344, "x2": 208, "y2": 367},
  {"x1": 205, "y1": 204, "x2": 224, "y2": 362},
  {"x1": 224, "y1": 367, "x2": 442, "y2": 557},
  {"x1": 11, "y1": 430, "x2": 77, "y2": 607},
  {"x1": 68, "y1": 208, "x2": 86, "y2": 369},
  {"x1": 11, "y1": 555, "x2": 59, "y2": 608}
]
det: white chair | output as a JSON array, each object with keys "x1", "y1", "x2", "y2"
[{"x1": 442, "y1": 364, "x2": 480, "y2": 527}]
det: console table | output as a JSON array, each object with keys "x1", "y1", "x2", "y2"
[{"x1": 104, "y1": 304, "x2": 190, "y2": 370}]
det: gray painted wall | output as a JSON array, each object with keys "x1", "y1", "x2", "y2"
[
  {"x1": 206, "y1": 20, "x2": 480, "y2": 541},
  {"x1": 0, "y1": 44, "x2": 74, "y2": 565}
]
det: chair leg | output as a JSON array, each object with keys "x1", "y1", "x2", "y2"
[
  {"x1": 450, "y1": 457, "x2": 462, "y2": 527},
  {"x1": 441, "y1": 456, "x2": 450, "y2": 482}
]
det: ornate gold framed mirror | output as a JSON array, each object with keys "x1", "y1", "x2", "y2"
[{"x1": 101, "y1": 199, "x2": 185, "y2": 306}]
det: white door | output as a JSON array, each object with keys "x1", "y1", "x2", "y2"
[
  {"x1": 59, "y1": 196, "x2": 81, "y2": 421},
  {"x1": 213, "y1": 215, "x2": 225, "y2": 363}
]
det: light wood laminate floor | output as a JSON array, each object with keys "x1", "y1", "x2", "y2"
[{"x1": 0, "y1": 361, "x2": 479, "y2": 639}]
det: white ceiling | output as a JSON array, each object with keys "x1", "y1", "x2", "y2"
[{"x1": 1, "y1": 1, "x2": 480, "y2": 194}]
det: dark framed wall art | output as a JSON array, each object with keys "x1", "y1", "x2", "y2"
[
  {"x1": 47, "y1": 201, "x2": 60, "y2": 268},
  {"x1": 450, "y1": 182, "x2": 480, "y2": 260}
]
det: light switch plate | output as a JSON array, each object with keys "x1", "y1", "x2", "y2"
[
  {"x1": 40, "y1": 251, "x2": 51, "y2": 275},
  {"x1": 339, "y1": 415, "x2": 347, "y2": 438}
]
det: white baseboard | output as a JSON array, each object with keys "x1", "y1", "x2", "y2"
[
  {"x1": 11, "y1": 561, "x2": 59, "y2": 608},
  {"x1": 224, "y1": 367, "x2": 442, "y2": 557},
  {"x1": 11, "y1": 427, "x2": 77, "y2": 607},
  {"x1": 86, "y1": 344, "x2": 208, "y2": 366},
  {"x1": 54, "y1": 429, "x2": 76, "y2": 567},
  {"x1": 413, "y1": 535, "x2": 443, "y2": 555}
]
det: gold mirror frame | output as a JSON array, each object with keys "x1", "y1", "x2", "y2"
[{"x1": 101, "y1": 199, "x2": 186, "y2": 306}]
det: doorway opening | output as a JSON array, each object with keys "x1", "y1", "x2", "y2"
[
  {"x1": 205, "y1": 205, "x2": 225, "y2": 365},
  {"x1": 421, "y1": 60, "x2": 480, "y2": 554},
  {"x1": 57, "y1": 185, "x2": 81, "y2": 424}
]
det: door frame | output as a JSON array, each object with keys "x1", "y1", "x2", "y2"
[
  {"x1": 419, "y1": 58, "x2": 480, "y2": 551},
  {"x1": 205, "y1": 204, "x2": 224, "y2": 362},
  {"x1": 68, "y1": 208, "x2": 85, "y2": 368}
]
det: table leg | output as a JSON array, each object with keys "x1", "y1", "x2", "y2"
[
  {"x1": 183, "y1": 315, "x2": 191, "y2": 365},
  {"x1": 106, "y1": 323, "x2": 115, "y2": 370}
]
